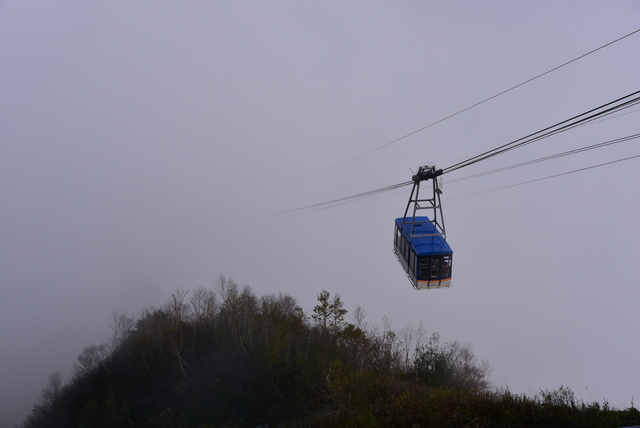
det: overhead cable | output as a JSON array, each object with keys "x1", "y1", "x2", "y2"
[
  {"x1": 278, "y1": 181, "x2": 411, "y2": 214},
  {"x1": 283, "y1": 28, "x2": 640, "y2": 188},
  {"x1": 284, "y1": 91, "x2": 640, "y2": 214},
  {"x1": 449, "y1": 153, "x2": 640, "y2": 201},
  {"x1": 447, "y1": 133, "x2": 640, "y2": 184},
  {"x1": 441, "y1": 90, "x2": 640, "y2": 175}
]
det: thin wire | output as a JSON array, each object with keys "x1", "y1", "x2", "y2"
[
  {"x1": 442, "y1": 91, "x2": 640, "y2": 174},
  {"x1": 277, "y1": 181, "x2": 412, "y2": 214},
  {"x1": 282, "y1": 92, "x2": 640, "y2": 214},
  {"x1": 282, "y1": 188, "x2": 405, "y2": 216},
  {"x1": 447, "y1": 133, "x2": 640, "y2": 184},
  {"x1": 449, "y1": 154, "x2": 640, "y2": 201},
  {"x1": 283, "y1": 28, "x2": 640, "y2": 189},
  {"x1": 575, "y1": 107, "x2": 640, "y2": 127},
  {"x1": 442, "y1": 92, "x2": 640, "y2": 173}
]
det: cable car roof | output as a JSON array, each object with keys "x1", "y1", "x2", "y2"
[{"x1": 395, "y1": 216, "x2": 452, "y2": 256}]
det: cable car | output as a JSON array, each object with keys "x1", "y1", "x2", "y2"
[{"x1": 393, "y1": 165, "x2": 453, "y2": 289}]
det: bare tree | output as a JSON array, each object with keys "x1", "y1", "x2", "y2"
[
  {"x1": 447, "y1": 340, "x2": 492, "y2": 392},
  {"x1": 134, "y1": 307, "x2": 168, "y2": 379},
  {"x1": 351, "y1": 304, "x2": 367, "y2": 330},
  {"x1": 104, "y1": 312, "x2": 135, "y2": 371},
  {"x1": 74, "y1": 344, "x2": 108, "y2": 378},
  {"x1": 399, "y1": 325, "x2": 415, "y2": 372},
  {"x1": 109, "y1": 311, "x2": 135, "y2": 352},
  {"x1": 166, "y1": 289, "x2": 191, "y2": 326},
  {"x1": 40, "y1": 372, "x2": 63, "y2": 409},
  {"x1": 238, "y1": 284, "x2": 258, "y2": 352},
  {"x1": 413, "y1": 320, "x2": 428, "y2": 353},
  {"x1": 190, "y1": 287, "x2": 218, "y2": 327},
  {"x1": 216, "y1": 275, "x2": 239, "y2": 303},
  {"x1": 218, "y1": 278, "x2": 259, "y2": 356},
  {"x1": 165, "y1": 289, "x2": 193, "y2": 376},
  {"x1": 413, "y1": 333, "x2": 491, "y2": 392}
]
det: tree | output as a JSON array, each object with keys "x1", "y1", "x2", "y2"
[
  {"x1": 190, "y1": 287, "x2": 218, "y2": 328},
  {"x1": 217, "y1": 277, "x2": 259, "y2": 356},
  {"x1": 165, "y1": 289, "x2": 193, "y2": 376},
  {"x1": 74, "y1": 344, "x2": 107, "y2": 378},
  {"x1": 538, "y1": 385, "x2": 577, "y2": 408},
  {"x1": 40, "y1": 372, "x2": 64, "y2": 409},
  {"x1": 413, "y1": 333, "x2": 491, "y2": 392},
  {"x1": 166, "y1": 289, "x2": 191, "y2": 326},
  {"x1": 446, "y1": 340, "x2": 492, "y2": 392},
  {"x1": 369, "y1": 316, "x2": 401, "y2": 373},
  {"x1": 312, "y1": 290, "x2": 347, "y2": 333}
]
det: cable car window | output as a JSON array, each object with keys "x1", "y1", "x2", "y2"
[
  {"x1": 418, "y1": 257, "x2": 430, "y2": 280},
  {"x1": 430, "y1": 259, "x2": 439, "y2": 279},
  {"x1": 442, "y1": 255, "x2": 452, "y2": 278}
]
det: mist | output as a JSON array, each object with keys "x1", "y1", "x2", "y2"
[{"x1": 2, "y1": 2, "x2": 640, "y2": 426}]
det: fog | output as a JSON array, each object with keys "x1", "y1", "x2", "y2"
[{"x1": 2, "y1": 2, "x2": 640, "y2": 426}]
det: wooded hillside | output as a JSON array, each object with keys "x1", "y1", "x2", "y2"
[{"x1": 20, "y1": 277, "x2": 639, "y2": 427}]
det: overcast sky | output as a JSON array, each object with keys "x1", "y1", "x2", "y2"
[{"x1": 2, "y1": 1, "x2": 640, "y2": 426}]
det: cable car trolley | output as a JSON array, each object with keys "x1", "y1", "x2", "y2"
[{"x1": 394, "y1": 165, "x2": 453, "y2": 290}]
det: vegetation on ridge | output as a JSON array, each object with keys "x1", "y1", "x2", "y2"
[{"x1": 21, "y1": 277, "x2": 640, "y2": 427}]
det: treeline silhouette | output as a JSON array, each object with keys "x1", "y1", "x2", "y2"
[{"x1": 21, "y1": 277, "x2": 640, "y2": 427}]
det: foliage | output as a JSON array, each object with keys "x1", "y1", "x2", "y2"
[
  {"x1": 412, "y1": 332, "x2": 491, "y2": 392},
  {"x1": 19, "y1": 279, "x2": 639, "y2": 428},
  {"x1": 312, "y1": 289, "x2": 347, "y2": 333}
]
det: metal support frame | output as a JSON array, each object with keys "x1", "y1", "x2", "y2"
[{"x1": 402, "y1": 165, "x2": 446, "y2": 239}]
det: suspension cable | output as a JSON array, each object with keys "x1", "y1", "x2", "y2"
[
  {"x1": 447, "y1": 133, "x2": 640, "y2": 184},
  {"x1": 283, "y1": 92, "x2": 640, "y2": 214},
  {"x1": 448, "y1": 153, "x2": 640, "y2": 201},
  {"x1": 278, "y1": 181, "x2": 412, "y2": 214},
  {"x1": 283, "y1": 28, "x2": 640, "y2": 189},
  {"x1": 441, "y1": 90, "x2": 640, "y2": 175}
]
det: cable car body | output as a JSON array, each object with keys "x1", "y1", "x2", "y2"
[
  {"x1": 393, "y1": 165, "x2": 453, "y2": 289},
  {"x1": 394, "y1": 216, "x2": 452, "y2": 289}
]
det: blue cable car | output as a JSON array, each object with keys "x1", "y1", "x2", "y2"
[
  {"x1": 394, "y1": 216, "x2": 452, "y2": 289},
  {"x1": 393, "y1": 165, "x2": 453, "y2": 290}
]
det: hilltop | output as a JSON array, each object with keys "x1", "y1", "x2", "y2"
[{"x1": 20, "y1": 277, "x2": 640, "y2": 427}]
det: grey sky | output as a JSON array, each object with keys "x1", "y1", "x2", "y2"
[{"x1": 2, "y1": 2, "x2": 640, "y2": 426}]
